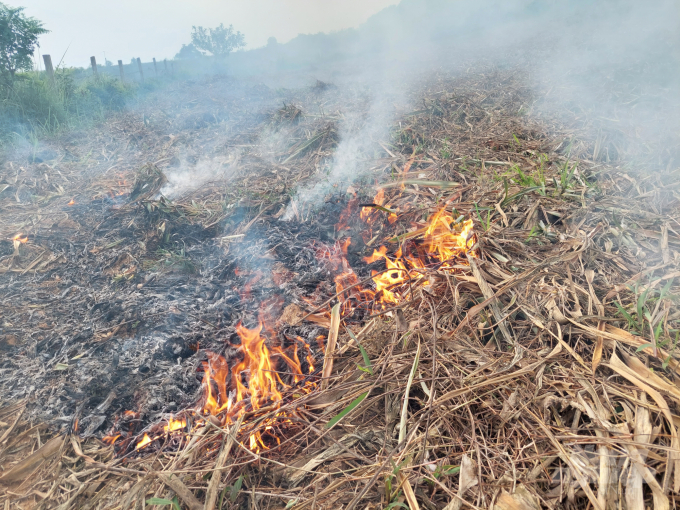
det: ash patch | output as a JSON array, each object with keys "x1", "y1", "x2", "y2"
[{"x1": 0, "y1": 193, "x2": 365, "y2": 439}]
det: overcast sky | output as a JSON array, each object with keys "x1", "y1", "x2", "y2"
[{"x1": 20, "y1": 0, "x2": 400, "y2": 68}]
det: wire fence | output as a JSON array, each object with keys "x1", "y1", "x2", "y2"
[{"x1": 40, "y1": 54, "x2": 175, "y2": 84}]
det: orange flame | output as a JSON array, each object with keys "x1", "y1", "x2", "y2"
[
  {"x1": 12, "y1": 233, "x2": 28, "y2": 244},
  {"x1": 136, "y1": 433, "x2": 152, "y2": 450},
  {"x1": 360, "y1": 188, "x2": 385, "y2": 221},
  {"x1": 102, "y1": 434, "x2": 120, "y2": 445},
  {"x1": 67, "y1": 198, "x2": 75, "y2": 206},
  {"x1": 336, "y1": 195, "x2": 359, "y2": 232},
  {"x1": 163, "y1": 418, "x2": 186, "y2": 433},
  {"x1": 232, "y1": 321, "x2": 284, "y2": 411},
  {"x1": 199, "y1": 317, "x2": 318, "y2": 451},
  {"x1": 311, "y1": 204, "x2": 475, "y2": 313}
]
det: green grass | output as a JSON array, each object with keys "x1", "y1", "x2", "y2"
[
  {"x1": 615, "y1": 278, "x2": 680, "y2": 366},
  {"x1": 0, "y1": 69, "x2": 135, "y2": 150}
]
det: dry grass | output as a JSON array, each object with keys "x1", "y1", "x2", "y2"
[{"x1": 1, "y1": 65, "x2": 679, "y2": 510}]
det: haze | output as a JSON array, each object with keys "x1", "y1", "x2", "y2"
[{"x1": 20, "y1": 0, "x2": 399, "y2": 68}]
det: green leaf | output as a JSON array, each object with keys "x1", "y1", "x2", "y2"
[
  {"x1": 145, "y1": 498, "x2": 175, "y2": 508},
  {"x1": 638, "y1": 287, "x2": 651, "y2": 322},
  {"x1": 230, "y1": 474, "x2": 244, "y2": 502},
  {"x1": 218, "y1": 484, "x2": 230, "y2": 510},
  {"x1": 660, "y1": 278, "x2": 674, "y2": 299},
  {"x1": 284, "y1": 499, "x2": 298, "y2": 509},
  {"x1": 636, "y1": 343, "x2": 654, "y2": 352},
  {"x1": 54, "y1": 363, "x2": 69, "y2": 371},
  {"x1": 326, "y1": 391, "x2": 369, "y2": 429},
  {"x1": 501, "y1": 186, "x2": 543, "y2": 207},
  {"x1": 443, "y1": 465, "x2": 461, "y2": 475},
  {"x1": 348, "y1": 329, "x2": 373, "y2": 375},
  {"x1": 384, "y1": 503, "x2": 409, "y2": 509},
  {"x1": 614, "y1": 301, "x2": 635, "y2": 328},
  {"x1": 654, "y1": 322, "x2": 664, "y2": 341}
]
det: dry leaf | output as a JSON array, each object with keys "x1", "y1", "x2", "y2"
[
  {"x1": 0, "y1": 435, "x2": 63, "y2": 484},
  {"x1": 444, "y1": 454, "x2": 477, "y2": 510},
  {"x1": 493, "y1": 485, "x2": 540, "y2": 510}
]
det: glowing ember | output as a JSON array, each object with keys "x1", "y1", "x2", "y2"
[{"x1": 67, "y1": 198, "x2": 75, "y2": 206}]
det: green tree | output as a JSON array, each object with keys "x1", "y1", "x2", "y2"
[
  {"x1": 190, "y1": 24, "x2": 244, "y2": 57},
  {"x1": 0, "y1": 3, "x2": 48, "y2": 85}
]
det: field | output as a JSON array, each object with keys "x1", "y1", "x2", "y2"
[{"x1": 1, "y1": 53, "x2": 679, "y2": 510}]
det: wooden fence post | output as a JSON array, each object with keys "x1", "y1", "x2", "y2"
[
  {"x1": 90, "y1": 56, "x2": 98, "y2": 77},
  {"x1": 153, "y1": 58, "x2": 158, "y2": 74},
  {"x1": 136, "y1": 58, "x2": 144, "y2": 83},
  {"x1": 118, "y1": 60, "x2": 125, "y2": 82},
  {"x1": 42, "y1": 54, "x2": 55, "y2": 85}
]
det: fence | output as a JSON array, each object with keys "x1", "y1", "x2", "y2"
[{"x1": 40, "y1": 54, "x2": 175, "y2": 84}]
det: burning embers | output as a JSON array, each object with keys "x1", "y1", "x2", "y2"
[
  {"x1": 107, "y1": 186, "x2": 474, "y2": 455},
  {"x1": 315, "y1": 189, "x2": 476, "y2": 315},
  {"x1": 200, "y1": 316, "x2": 318, "y2": 450},
  {"x1": 120, "y1": 308, "x2": 320, "y2": 453}
]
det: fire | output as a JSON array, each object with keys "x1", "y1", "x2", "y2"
[
  {"x1": 359, "y1": 188, "x2": 398, "y2": 240},
  {"x1": 136, "y1": 433, "x2": 152, "y2": 450},
  {"x1": 199, "y1": 317, "x2": 319, "y2": 451},
  {"x1": 360, "y1": 188, "x2": 385, "y2": 221},
  {"x1": 312, "y1": 200, "x2": 475, "y2": 313},
  {"x1": 12, "y1": 233, "x2": 28, "y2": 252},
  {"x1": 314, "y1": 238, "x2": 375, "y2": 315},
  {"x1": 163, "y1": 418, "x2": 186, "y2": 433},
  {"x1": 423, "y1": 210, "x2": 475, "y2": 263},
  {"x1": 298, "y1": 336, "x2": 316, "y2": 373},
  {"x1": 114, "y1": 189, "x2": 474, "y2": 456},
  {"x1": 336, "y1": 194, "x2": 359, "y2": 232},
  {"x1": 232, "y1": 321, "x2": 284, "y2": 411},
  {"x1": 67, "y1": 198, "x2": 75, "y2": 206},
  {"x1": 102, "y1": 434, "x2": 120, "y2": 445}
]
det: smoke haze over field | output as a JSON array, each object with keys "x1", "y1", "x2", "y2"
[
  {"x1": 263, "y1": 0, "x2": 680, "y2": 213},
  {"x1": 16, "y1": 0, "x2": 680, "y2": 202},
  {"x1": 22, "y1": 0, "x2": 399, "y2": 68}
]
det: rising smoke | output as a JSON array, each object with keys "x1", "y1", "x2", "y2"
[
  {"x1": 270, "y1": 0, "x2": 680, "y2": 216},
  {"x1": 144, "y1": 0, "x2": 680, "y2": 207}
]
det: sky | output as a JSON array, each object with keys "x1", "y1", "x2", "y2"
[{"x1": 19, "y1": 0, "x2": 400, "y2": 68}]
